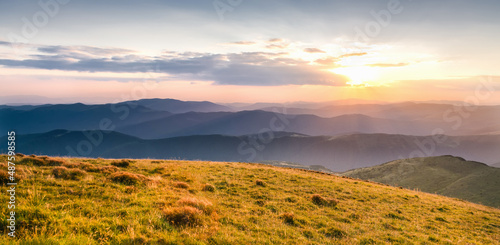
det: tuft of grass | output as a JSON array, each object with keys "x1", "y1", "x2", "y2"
[
  {"x1": 124, "y1": 186, "x2": 136, "y2": 194},
  {"x1": 0, "y1": 170, "x2": 10, "y2": 185},
  {"x1": 255, "y1": 179, "x2": 266, "y2": 187},
  {"x1": 99, "y1": 165, "x2": 120, "y2": 174},
  {"x1": 201, "y1": 183, "x2": 216, "y2": 192},
  {"x1": 321, "y1": 227, "x2": 347, "y2": 239},
  {"x1": 176, "y1": 197, "x2": 215, "y2": 215},
  {"x1": 111, "y1": 159, "x2": 133, "y2": 168},
  {"x1": 18, "y1": 156, "x2": 45, "y2": 166},
  {"x1": 173, "y1": 181, "x2": 190, "y2": 189},
  {"x1": 162, "y1": 206, "x2": 203, "y2": 227},
  {"x1": 52, "y1": 166, "x2": 87, "y2": 180},
  {"x1": 311, "y1": 194, "x2": 338, "y2": 207},
  {"x1": 280, "y1": 212, "x2": 295, "y2": 225},
  {"x1": 108, "y1": 171, "x2": 144, "y2": 185}
]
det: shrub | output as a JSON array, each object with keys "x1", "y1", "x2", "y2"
[
  {"x1": 176, "y1": 197, "x2": 215, "y2": 215},
  {"x1": 311, "y1": 194, "x2": 338, "y2": 207},
  {"x1": 173, "y1": 181, "x2": 190, "y2": 189},
  {"x1": 108, "y1": 171, "x2": 143, "y2": 185},
  {"x1": 280, "y1": 212, "x2": 295, "y2": 225},
  {"x1": 15, "y1": 153, "x2": 25, "y2": 157},
  {"x1": 111, "y1": 159, "x2": 132, "y2": 168},
  {"x1": 201, "y1": 184, "x2": 216, "y2": 192},
  {"x1": 162, "y1": 206, "x2": 203, "y2": 227},
  {"x1": 255, "y1": 179, "x2": 266, "y2": 187}
]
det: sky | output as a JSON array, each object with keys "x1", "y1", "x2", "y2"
[{"x1": 0, "y1": 0, "x2": 499, "y2": 104}]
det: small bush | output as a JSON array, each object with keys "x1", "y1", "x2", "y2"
[
  {"x1": 174, "y1": 181, "x2": 190, "y2": 189},
  {"x1": 108, "y1": 171, "x2": 142, "y2": 185},
  {"x1": 311, "y1": 194, "x2": 338, "y2": 207},
  {"x1": 176, "y1": 197, "x2": 215, "y2": 215},
  {"x1": 162, "y1": 206, "x2": 203, "y2": 227},
  {"x1": 280, "y1": 212, "x2": 295, "y2": 225},
  {"x1": 255, "y1": 179, "x2": 266, "y2": 187},
  {"x1": 15, "y1": 153, "x2": 25, "y2": 157},
  {"x1": 52, "y1": 167, "x2": 87, "y2": 180},
  {"x1": 111, "y1": 159, "x2": 132, "y2": 168},
  {"x1": 201, "y1": 184, "x2": 216, "y2": 192}
]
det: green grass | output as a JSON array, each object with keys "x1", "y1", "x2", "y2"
[
  {"x1": 342, "y1": 155, "x2": 500, "y2": 208},
  {"x1": 0, "y1": 154, "x2": 499, "y2": 244}
]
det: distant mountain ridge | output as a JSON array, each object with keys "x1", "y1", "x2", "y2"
[
  {"x1": 342, "y1": 156, "x2": 500, "y2": 208},
  {"x1": 2, "y1": 130, "x2": 499, "y2": 172},
  {"x1": 3, "y1": 99, "x2": 500, "y2": 138}
]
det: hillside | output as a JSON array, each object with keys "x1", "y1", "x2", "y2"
[
  {"x1": 1, "y1": 154, "x2": 499, "y2": 244},
  {"x1": 3, "y1": 130, "x2": 500, "y2": 171},
  {"x1": 343, "y1": 156, "x2": 500, "y2": 208}
]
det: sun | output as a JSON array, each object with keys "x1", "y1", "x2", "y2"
[{"x1": 331, "y1": 66, "x2": 380, "y2": 87}]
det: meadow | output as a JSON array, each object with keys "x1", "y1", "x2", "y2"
[{"x1": 0, "y1": 154, "x2": 499, "y2": 244}]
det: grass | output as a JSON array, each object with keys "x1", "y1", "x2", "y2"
[{"x1": 0, "y1": 154, "x2": 499, "y2": 244}]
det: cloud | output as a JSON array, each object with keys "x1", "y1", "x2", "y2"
[
  {"x1": 339, "y1": 52, "x2": 367, "y2": 58},
  {"x1": 37, "y1": 45, "x2": 135, "y2": 56},
  {"x1": 367, "y1": 62, "x2": 409, "y2": 67},
  {"x1": 0, "y1": 41, "x2": 11, "y2": 46},
  {"x1": 226, "y1": 41, "x2": 257, "y2": 45},
  {"x1": 267, "y1": 38, "x2": 284, "y2": 43},
  {"x1": 315, "y1": 57, "x2": 339, "y2": 66},
  {"x1": 303, "y1": 48, "x2": 326, "y2": 53},
  {"x1": 0, "y1": 44, "x2": 349, "y2": 86},
  {"x1": 266, "y1": 43, "x2": 290, "y2": 49}
]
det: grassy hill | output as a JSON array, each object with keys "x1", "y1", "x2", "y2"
[
  {"x1": 0, "y1": 154, "x2": 499, "y2": 244},
  {"x1": 343, "y1": 155, "x2": 500, "y2": 208}
]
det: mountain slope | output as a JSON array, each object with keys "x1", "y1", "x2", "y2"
[
  {"x1": 3, "y1": 130, "x2": 500, "y2": 172},
  {"x1": 117, "y1": 110, "x2": 432, "y2": 139},
  {"x1": 124, "y1": 98, "x2": 232, "y2": 113},
  {"x1": 0, "y1": 103, "x2": 171, "y2": 136},
  {"x1": 342, "y1": 156, "x2": 500, "y2": 208},
  {"x1": 1, "y1": 154, "x2": 498, "y2": 244}
]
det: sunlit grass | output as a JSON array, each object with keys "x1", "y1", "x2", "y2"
[{"x1": 0, "y1": 154, "x2": 498, "y2": 244}]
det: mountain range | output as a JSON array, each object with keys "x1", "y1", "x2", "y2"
[{"x1": 2, "y1": 129, "x2": 499, "y2": 172}]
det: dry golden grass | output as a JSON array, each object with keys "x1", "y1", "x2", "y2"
[
  {"x1": 162, "y1": 206, "x2": 204, "y2": 227},
  {"x1": 173, "y1": 181, "x2": 190, "y2": 189},
  {"x1": 201, "y1": 183, "x2": 216, "y2": 192},
  {"x1": 0, "y1": 154, "x2": 498, "y2": 244}
]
